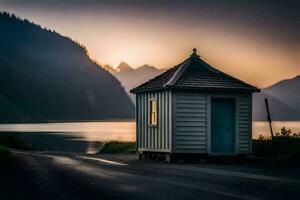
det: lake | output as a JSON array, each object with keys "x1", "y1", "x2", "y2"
[
  {"x1": 1, "y1": 121, "x2": 299, "y2": 153},
  {"x1": 0, "y1": 122, "x2": 136, "y2": 154}
]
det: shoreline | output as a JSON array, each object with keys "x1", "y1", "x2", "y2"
[
  {"x1": 0, "y1": 119, "x2": 135, "y2": 125},
  {"x1": 1, "y1": 120, "x2": 300, "y2": 125}
]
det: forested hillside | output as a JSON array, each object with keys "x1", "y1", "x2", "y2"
[{"x1": 0, "y1": 12, "x2": 134, "y2": 122}]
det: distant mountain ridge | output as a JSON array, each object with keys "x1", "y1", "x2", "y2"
[
  {"x1": 117, "y1": 62, "x2": 133, "y2": 72},
  {"x1": 112, "y1": 62, "x2": 163, "y2": 102},
  {"x1": 253, "y1": 75, "x2": 300, "y2": 121},
  {"x1": 0, "y1": 12, "x2": 134, "y2": 122},
  {"x1": 109, "y1": 59, "x2": 300, "y2": 121}
]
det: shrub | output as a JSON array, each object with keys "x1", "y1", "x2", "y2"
[
  {"x1": 257, "y1": 134, "x2": 270, "y2": 141},
  {"x1": 288, "y1": 137, "x2": 300, "y2": 164},
  {"x1": 100, "y1": 141, "x2": 136, "y2": 154},
  {"x1": 276, "y1": 126, "x2": 291, "y2": 137},
  {"x1": 253, "y1": 135, "x2": 300, "y2": 161},
  {"x1": 253, "y1": 138, "x2": 273, "y2": 156}
]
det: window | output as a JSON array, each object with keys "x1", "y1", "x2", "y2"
[{"x1": 150, "y1": 99, "x2": 157, "y2": 125}]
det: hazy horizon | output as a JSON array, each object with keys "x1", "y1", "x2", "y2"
[{"x1": 0, "y1": 0, "x2": 299, "y2": 87}]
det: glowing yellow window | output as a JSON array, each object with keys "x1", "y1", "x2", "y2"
[{"x1": 150, "y1": 100, "x2": 157, "y2": 125}]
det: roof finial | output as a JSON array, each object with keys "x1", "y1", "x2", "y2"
[{"x1": 191, "y1": 48, "x2": 199, "y2": 58}]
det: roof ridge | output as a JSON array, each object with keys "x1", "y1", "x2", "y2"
[
  {"x1": 131, "y1": 50, "x2": 260, "y2": 93},
  {"x1": 164, "y1": 58, "x2": 191, "y2": 87},
  {"x1": 130, "y1": 63, "x2": 180, "y2": 93}
]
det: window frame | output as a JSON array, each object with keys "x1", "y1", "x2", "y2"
[{"x1": 149, "y1": 97, "x2": 158, "y2": 127}]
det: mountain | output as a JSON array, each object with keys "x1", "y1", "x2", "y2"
[
  {"x1": 116, "y1": 62, "x2": 133, "y2": 72},
  {"x1": 0, "y1": 12, "x2": 134, "y2": 122},
  {"x1": 108, "y1": 57, "x2": 300, "y2": 121},
  {"x1": 112, "y1": 63, "x2": 163, "y2": 102},
  {"x1": 253, "y1": 76, "x2": 300, "y2": 121}
]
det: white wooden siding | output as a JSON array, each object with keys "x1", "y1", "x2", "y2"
[
  {"x1": 136, "y1": 91, "x2": 172, "y2": 152},
  {"x1": 137, "y1": 92, "x2": 252, "y2": 155},
  {"x1": 173, "y1": 93, "x2": 207, "y2": 153},
  {"x1": 238, "y1": 95, "x2": 252, "y2": 154}
]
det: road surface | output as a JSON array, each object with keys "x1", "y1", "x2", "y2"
[{"x1": 1, "y1": 151, "x2": 299, "y2": 200}]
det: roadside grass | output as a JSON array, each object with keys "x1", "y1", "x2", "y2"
[
  {"x1": 0, "y1": 134, "x2": 31, "y2": 150},
  {"x1": 0, "y1": 145, "x2": 13, "y2": 163},
  {"x1": 0, "y1": 134, "x2": 31, "y2": 164},
  {"x1": 100, "y1": 141, "x2": 136, "y2": 154},
  {"x1": 253, "y1": 136, "x2": 300, "y2": 164}
]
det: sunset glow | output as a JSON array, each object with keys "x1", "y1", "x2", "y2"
[{"x1": 0, "y1": 1, "x2": 299, "y2": 87}]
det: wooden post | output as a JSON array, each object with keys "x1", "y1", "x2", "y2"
[
  {"x1": 264, "y1": 98, "x2": 277, "y2": 156},
  {"x1": 135, "y1": 95, "x2": 138, "y2": 153}
]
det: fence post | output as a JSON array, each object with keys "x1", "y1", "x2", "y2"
[{"x1": 264, "y1": 98, "x2": 278, "y2": 156}]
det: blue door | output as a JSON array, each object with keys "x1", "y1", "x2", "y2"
[{"x1": 211, "y1": 98, "x2": 235, "y2": 153}]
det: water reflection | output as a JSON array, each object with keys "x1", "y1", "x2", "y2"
[
  {"x1": 86, "y1": 141, "x2": 103, "y2": 154},
  {"x1": 0, "y1": 122, "x2": 135, "y2": 154},
  {"x1": 1, "y1": 121, "x2": 300, "y2": 153},
  {"x1": 0, "y1": 132, "x2": 95, "y2": 153}
]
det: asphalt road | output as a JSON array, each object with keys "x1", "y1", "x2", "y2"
[{"x1": 1, "y1": 151, "x2": 299, "y2": 200}]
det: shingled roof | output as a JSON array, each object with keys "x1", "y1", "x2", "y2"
[{"x1": 130, "y1": 49, "x2": 260, "y2": 93}]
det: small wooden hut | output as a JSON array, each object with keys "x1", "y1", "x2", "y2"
[{"x1": 130, "y1": 49, "x2": 260, "y2": 161}]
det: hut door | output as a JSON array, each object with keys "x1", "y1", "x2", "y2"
[{"x1": 211, "y1": 98, "x2": 235, "y2": 153}]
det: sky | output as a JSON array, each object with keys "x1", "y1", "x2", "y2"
[{"x1": 0, "y1": 0, "x2": 299, "y2": 87}]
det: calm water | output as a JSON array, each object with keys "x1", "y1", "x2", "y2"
[
  {"x1": 253, "y1": 121, "x2": 300, "y2": 138},
  {"x1": 0, "y1": 121, "x2": 299, "y2": 153},
  {"x1": 0, "y1": 122, "x2": 136, "y2": 141},
  {"x1": 0, "y1": 122, "x2": 135, "y2": 154}
]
